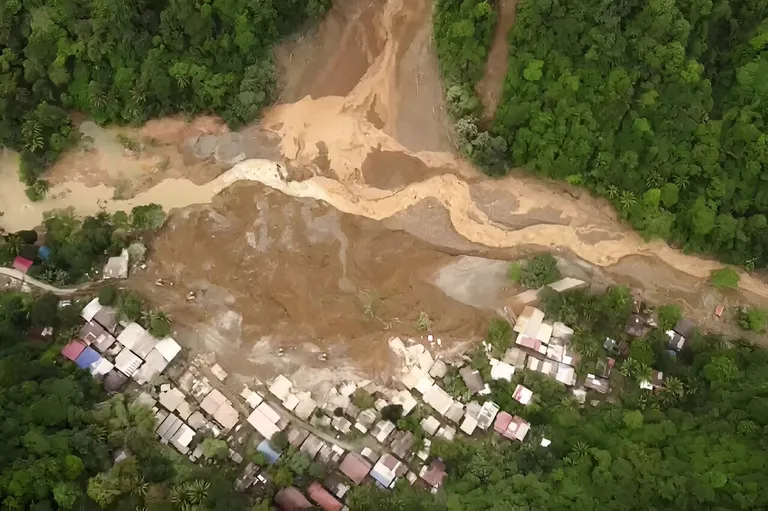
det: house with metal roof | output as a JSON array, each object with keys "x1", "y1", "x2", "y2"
[{"x1": 339, "y1": 452, "x2": 372, "y2": 485}]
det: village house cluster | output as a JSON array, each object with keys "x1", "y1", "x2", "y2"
[{"x1": 55, "y1": 278, "x2": 700, "y2": 510}]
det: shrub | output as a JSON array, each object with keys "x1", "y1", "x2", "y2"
[
  {"x1": 517, "y1": 253, "x2": 561, "y2": 289},
  {"x1": 380, "y1": 404, "x2": 403, "y2": 422},
  {"x1": 98, "y1": 286, "x2": 118, "y2": 306},
  {"x1": 738, "y1": 307, "x2": 767, "y2": 333},
  {"x1": 658, "y1": 304, "x2": 681, "y2": 331}
]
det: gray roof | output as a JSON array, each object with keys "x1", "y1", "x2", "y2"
[{"x1": 459, "y1": 366, "x2": 484, "y2": 393}]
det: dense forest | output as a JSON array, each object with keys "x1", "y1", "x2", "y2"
[
  {"x1": 0, "y1": 0, "x2": 329, "y2": 193},
  {"x1": 351, "y1": 286, "x2": 768, "y2": 509},
  {"x1": 435, "y1": 0, "x2": 768, "y2": 268}
]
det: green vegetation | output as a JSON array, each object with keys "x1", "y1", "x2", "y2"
[
  {"x1": 352, "y1": 286, "x2": 768, "y2": 509},
  {"x1": 0, "y1": 291, "x2": 257, "y2": 509},
  {"x1": 738, "y1": 306, "x2": 767, "y2": 332},
  {"x1": 435, "y1": 0, "x2": 768, "y2": 267},
  {"x1": 434, "y1": 0, "x2": 507, "y2": 172},
  {"x1": 414, "y1": 311, "x2": 433, "y2": 331},
  {"x1": 658, "y1": 304, "x2": 682, "y2": 330},
  {"x1": 0, "y1": 0, "x2": 330, "y2": 189},
  {"x1": 508, "y1": 253, "x2": 561, "y2": 289},
  {"x1": 710, "y1": 267, "x2": 741, "y2": 289},
  {"x1": 0, "y1": 205, "x2": 165, "y2": 285}
]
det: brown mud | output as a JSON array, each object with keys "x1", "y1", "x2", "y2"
[{"x1": 2, "y1": 0, "x2": 768, "y2": 386}]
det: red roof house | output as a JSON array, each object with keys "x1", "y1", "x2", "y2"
[
  {"x1": 13, "y1": 256, "x2": 33, "y2": 274},
  {"x1": 61, "y1": 340, "x2": 87, "y2": 361},
  {"x1": 274, "y1": 487, "x2": 312, "y2": 510},
  {"x1": 339, "y1": 452, "x2": 372, "y2": 485},
  {"x1": 493, "y1": 411, "x2": 513, "y2": 435},
  {"x1": 307, "y1": 482, "x2": 343, "y2": 511}
]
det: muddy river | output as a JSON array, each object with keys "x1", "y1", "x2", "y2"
[{"x1": 0, "y1": 0, "x2": 765, "y2": 388}]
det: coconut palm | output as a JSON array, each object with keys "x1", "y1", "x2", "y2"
[
  {"x1": 661, "y1": 376, "x2": 685, "y2": 406},
  {"x1": 619, "y1": 190, "x2": 637, "y2": 210},
  {"x1": 170, "y1": 484, "x2": 190, "y2": 507},
  {"x1": 571, "y1": 440, "x2": 590, "y2": 459},
  {"x1": 645, "y1": 171, "x2": 661, "y2": 188},
  {"x1": 606, "y1": 184, "x2": 619, "y2": 199},
  {"x1": 187, "y1": 480, "x2": 210, "y2": 505},
  {"x1": 673, "y1": 174, "x2": 689, "y2": 190}
]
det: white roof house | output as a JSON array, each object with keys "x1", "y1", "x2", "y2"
[
  {"x1": 423, "y1": 385, "x2": 453, "y2": 416},
  {"x1": 371, "y1": 420, "x2": 396, "y2": 443},
  {"x1": 154, "y1": 337, "x2": 182, "y2": 362},
  {"x1": 490, "y1": 359, "x2": 515, "y2": 382},
  {"x1": 159, "y1": 387, "x2": 186, "y2": 412},
  {"x1": 420, "y1": 416, "x2": 441, "y2": 436},
  {"x1": 240, "y1": 387, "x2": 264, "y2": 409},
  {"x1": 114, "y1": 349, "x2": 142, "y2": 377},
  {"x1": 133, "y1": 348, "x2": 170, "y2": 384},
  {"x1": 294, "y1": 396, "x2": 317, "y2": 420},
  {"x1": 513, "y1": 385, "x2": 534, "y2": 405},
  {"x1": 370, "y1": 454, "x2": 402, "y2": 489},
  {"x1": 90, "y1": 357, "x2": 114, "y2": 377},
  {"x1": 254, "y1": 402, "x2": 281, "y2": 423},
  {"x1": 269, "y1": 375, "x2": 293, "y2": 401},
  {"x1": 536, "y1": 323, "x2": 553, "y2": 345},
  {"x1": 391, "y1": 390, "x2": 418, "y2": 416},
  {"x1": 80, "y1": 298, "x2": 103, "y2": 322},
  {"x1": 476, "y1": 401, "x2": 500, "y2": 431},
  {"x1": 200, "y1": 389, "x2": 227, "y2": 416},
  {"x1": 213, "y1": 401, "x2": 239, "y2": 430},
  {"x1": 102, "y1": 249, "x2": 129, "y2": 279},
  {"x1": 460, "y1": 415, "x2": 478, "y2": 435},
  {"x1": 170, "y1": 424, "x2": 195, "y2": 454},
  {"x1": 247, "y1": 411, "x2": 279, "y2": 440},
  {"x1": 282, "y1": 393, "x2": 300, "y2": 411},
  {"x1": 117, "y1": 323, "x2": 156, "y2": 359},
  {"x1": 415, "y1": 375, "x2": 435, "y2": 395}
]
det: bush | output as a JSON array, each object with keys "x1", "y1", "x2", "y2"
[
  {"x1": 118, "y1": 291, "x2": 144, "y2": 322},
  {"x1": 517, "y1": 253, "x2": 561, "y2": 289},
  {"x1": 98, "y1": 286, "x2": 118, "y2": 306},
  {"x1": 380, "y1": 404, "x2": 403, "y2": 422},
  {"x1": 148, "y1": 313, "x2": 171, "y2": 338},
  {"x1": 352, "y1": 389, "x2": 375, "y2": 410},
  {"x1": 658, "y1": 304, "x2": 681, "y2": 331},
  {"x1": 270, "y1": 431, "x2": 289, "y2": 451},
  {"x1": 738, "y1": 307, "x2": 767, "y2": 333},
  {"x1": 710, "y1": 268, "x2": 740, "y2": 289}
]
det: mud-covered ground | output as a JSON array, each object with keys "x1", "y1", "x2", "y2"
[{"x1": 1, "y1": 0, "x2": 767, "y2": 389}]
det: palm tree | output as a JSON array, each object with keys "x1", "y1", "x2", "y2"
[
  {"x1": 619, "y1": 190, "x2": 637, "y2": 210},
  {"x1": 661, "y1": 376, "x2": 684, "y2": 406},
  {"x1": 606, "y1": 184, "x2": 619, "y2": 199},
  {"x1": 571, "y1": 440, "x2": 590, "y2": 459},
  {"x1": 645, "y1": 171, "x2": 661, "y2": 188},
  {"x1": 22, "y1": 122, "x2": 44, "y2": 152},
  {"x1": 673, "y1": 174, "x2": 689, "y2": 190},
  {"x1": 170, "y1": 485, "x2": 189, "y2": 507},
  {"x1": 187, "y1": 480, "x2": 209, "y2": 505}
]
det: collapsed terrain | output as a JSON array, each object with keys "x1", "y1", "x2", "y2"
[{"x1": 1, "y1": 0, "x2": 767, "y2": 388}]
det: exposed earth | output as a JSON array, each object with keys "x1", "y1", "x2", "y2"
[{"x1": 1, "y1": 0, "x2": 767, "y2": 390}]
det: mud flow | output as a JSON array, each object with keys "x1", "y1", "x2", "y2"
[{"x1": 2, "y1": 0, "x2": 768, "y2": 386}]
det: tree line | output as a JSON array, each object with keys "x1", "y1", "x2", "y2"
[
  {"x1": 435, "y1": 0, "x2": 768, "y2": 268},
  {"x1": 0, "y1": 0, "x2": 329, "y2": 196}
]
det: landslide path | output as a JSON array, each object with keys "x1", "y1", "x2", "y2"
[{"x1": 1, "y1": 0, "x2": 767, "y2": 360}]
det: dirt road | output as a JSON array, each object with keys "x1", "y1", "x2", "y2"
[{"x1": 1, "y1": 0, "x2": 767, "y2": 384}]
